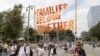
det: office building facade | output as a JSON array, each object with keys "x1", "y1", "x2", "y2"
[{"x1": 87, "y1": 5, "x2": 100, "y2": 29}]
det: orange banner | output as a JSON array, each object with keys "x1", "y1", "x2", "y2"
[{"x1": 35, "y1": 3, "x2": 75, "y2": 33}]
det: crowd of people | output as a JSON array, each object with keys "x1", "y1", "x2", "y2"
[
  {"x1": 0, "y1": 37, "x2": 86, "y2": 56},
  {"x1": 0, "y1": 37, "x2": 32, "y2": 56},
  {"x1": 88, "y1": 41, "x2": 100, "y2": 49}
]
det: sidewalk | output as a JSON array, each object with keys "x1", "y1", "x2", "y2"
[{"x1": 84, "y1": 44, "x2": 100, "y2": 56}]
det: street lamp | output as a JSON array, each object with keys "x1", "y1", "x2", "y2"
[
  {"x1": 75, "y1": 0, "x2": 77, "y2": 44},
  {"x1": 26, "y1": 5, "x2": 33, "y2": 42}
]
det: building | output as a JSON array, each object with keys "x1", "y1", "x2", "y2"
[{"x1": 87, "y1": 5, "x2": 100, "y2": 29}]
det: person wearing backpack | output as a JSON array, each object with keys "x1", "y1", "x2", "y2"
[
  {"x1": 0, "y1": 44, "x2": 3, "y2": 56},
  {"x1": 10, "y1": 41, "x2": 17, "y2": 56},
  {"x1": 37, "y1": 44, "x2": 45, "y2": 56},
  {"x1": 64, "y1": 44, "x2": 68, "y2": 53},
  {"x1": 52, "y1": 45, "x2": 57, "y2": 56},
  {"x1": 17, "y1": 37, "x2": 33, "y2": 56},
  {"x1": 73, "y1": 42, "x2": 86, "y2": 56}
]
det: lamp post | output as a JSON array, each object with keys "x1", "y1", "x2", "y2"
[
  {"x1": 75, "y1": 0, "x2": 77, "y2": 44},
  {"x1": 26, "y1": 5, "x2": 33, "y2": 42}
]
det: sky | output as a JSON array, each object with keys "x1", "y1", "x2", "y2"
[{"x1": 0, "y1": 0, "x2": 100, "y2": 37}]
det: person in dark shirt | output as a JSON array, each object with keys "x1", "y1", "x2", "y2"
[
  {"x1": 53, "y1": 45, "x2": 57, "y2": 56},
  {"x1": 74, "y1": 42, "x2": 86, "y2": 56},
  {"x1": 0, "y1": 45, "x2": 3, "y2": 56}
]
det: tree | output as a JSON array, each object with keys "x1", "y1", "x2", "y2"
[
  {"x1": 0, "y1": 13, "x2": 4, "y2": 33},
  {"x1": 49, "y1": 30, "x2": 56, "y2": 41},
  {"x1": 89, "y1": 22, "x2": 100, "y2": 41},
  {"x1": 24, "y1": 27, "x2": 39, "y2": 42},
  {"x1": 58, "y1": 30, "x2": 65, "y2": 41},
  {"x1": 0, "y1": 13, "x2": 4, "y2": 40},
  {"x1": 1, "y1": 4, "x2": 24, "y2": 40},
  {"x1": 48, "y1": 30, "x2": 65, "y2": 41},
  {"x1": 81, "y1": 31, "x2": 91, "y2": 41},
  {"x1": 48, "y1": 29, "x2": 75, "y2": 42},
  {"x1": 65, "y1": 30, "x2": 75, "y2": 42},
  {"x1": 24, "y1": 27, "x2": 43, "y2": 42}
]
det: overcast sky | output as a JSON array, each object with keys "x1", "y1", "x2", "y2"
[{"x1": 0, "y1": 0, "x2": 100, "y2": 37}]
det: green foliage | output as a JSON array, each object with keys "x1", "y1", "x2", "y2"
[
  {"x1": 81, "y1": 22, "x2": 100, "y2": 41},
  {"x1": 0, "y1": 4, "x2": 24, "y2": 40},
  {"x1": 89, "y1": 22, "x2": 100, "y2": 41},
  {"x1": 24, "y1": 27, "x2": 36, "y2": 38},
  {"x1": 81, "y1": 31, "x2": 91, "y2": 41},
  {"x1": 59, "y1": 30, "x2": 65, "y2": 41},
  {"x1": 24, "y1": 27, "x2": 38, "y2": 42},
  {"x1": 0, "y1": 13, "x2": 4, "y2": 33},
  {"x1": 65, "y1": 30, "x2": 75, "y2": 42},
  {"x1": 49, "y1": 30, "x2": 75, "y2": 41}
]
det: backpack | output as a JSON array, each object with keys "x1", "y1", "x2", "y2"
[
  {"x1": 53, "y1": 47, "x2": 57, "y2": 55},
  {"x1": 24, "y1": 45, "x2": 33, "y2": 56},
  {"x1": 15, "y1": 44, "x2": 20, "y2": 56},
  {"x1": 0, "y1": 45, "x2": 3, "y2": 52}
]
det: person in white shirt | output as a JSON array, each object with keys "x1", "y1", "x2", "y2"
[
  {"x1": 44, "y1": 43, "x2": 47, "y2": 50},
  {"x1": 37, "y1": 45, "x2": 45, "y2": 56},
  {"x1": 18, "y1": 37, "x2": 30, "y2": 56},
  {"x1": 10, "y1": 41, "x2": 17, "y2": 56}
]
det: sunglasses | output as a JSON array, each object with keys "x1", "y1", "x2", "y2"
[{"x1": 76, "y1": 44, "x2": 81, "y2": 46}]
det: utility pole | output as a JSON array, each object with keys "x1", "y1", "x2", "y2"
[{"x1": 26, "y1": 5, "x2": 33, "y2": 42}]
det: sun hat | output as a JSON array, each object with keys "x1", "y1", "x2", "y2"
[{"x1": 18, "y1": 37, "x2": 25, "y2": 41}]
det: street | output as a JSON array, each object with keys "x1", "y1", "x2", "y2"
[
  {"x1": 1, "y1": 44, "x2": 100, "y2": 56},
  {"x1": 33, "y1": 48, "x2": 70, "y2": 56},
  {"x1": 84, "y1": 44, "x2": 100, "y2": 56},
  {"x1": 30, "y1": 44, "x2": 100, "y2": 56}
]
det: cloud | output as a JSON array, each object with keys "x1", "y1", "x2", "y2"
[
  {"x1": 78, "y1": 0, "x2": 100, "y2": 9},
  {"x1": 87, "y1": 0, "x2": 100, "y2": 6},
  {"x1": 62, "y1": 7, "x2": 89, "y2": 36},
  {"x1": 0, "y1": 0, "x2": 21, "y2": 12},
  {"x1": 76, "y1": 0, "x2": 100, "y2": 36},
  {"x1": 32, "y1": 0, "x2": 75, "y2": 9},
  {"x1": 77, "y1": 8, "x2": 89, "y2": 36}
]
